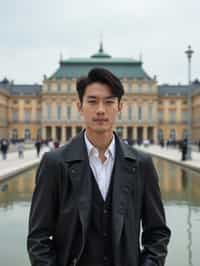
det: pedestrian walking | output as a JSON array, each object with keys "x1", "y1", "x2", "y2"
[
  {"x1": 0, "y1": 138, "x2": 9, "y2": 160},
  {"x1": 17, "y1": 139, "x2": 24, "y2": 159},
  {"x1": 181, "y1": 138, "x2": 188, "y2": 161},
  {"x1": 35, "y1": 139, "x2": 41, "y2": 157}
]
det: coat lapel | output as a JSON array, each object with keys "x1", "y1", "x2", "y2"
[
  {"x1": 64, "y1": 130, "x2": 92, "y2": 248},
  {"x1": 112, "y1": 136, "x2": 138, "y2": 257}
]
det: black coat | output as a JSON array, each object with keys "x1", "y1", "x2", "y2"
[{"x1": 27, "y1": 130, "x2": 171, "y2": 266}]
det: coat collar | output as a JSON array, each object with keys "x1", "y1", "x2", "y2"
[{"x1": 63, "y1": 129, "x2": 137, "y2": 163}]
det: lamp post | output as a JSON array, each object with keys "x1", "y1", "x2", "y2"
[{"x1": 185, "y1": 45, "x2": 194, "y2": 160}]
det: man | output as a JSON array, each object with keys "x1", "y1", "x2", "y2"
[{"x1": 27, "y1": 68, "x2": 171, "y2": 266}]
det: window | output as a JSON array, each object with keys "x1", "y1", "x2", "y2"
[
  {"x1": 25, "y1": 100, "x2": 30, "y2": 104},
  {"x1": 169, "y1": 129, "x2": 176, "y2": 141},
  {"x1": 183, "y1": 129, "x2": 188, "y2": 138},
  {"x1": 181, "y1": 111, "x2": 188, "y2": 123},
  {"x1": 47, "y1": 104, "x2": 51, "y2": 120},
  {"x1": 127, "y1": 85, "x2": 132, "y2": 93},
  {"x1": 169, "y1": 110, "x2": 176, "y2": 123},
  {"x1": 57, "y1": 105, "x2": 61, "y2": 120},
  {"x1": 138, "y1": 106, "x2": 142, "y2": 121},
  {"x1": 158, "y1": 111, "x2": 164, "y2": 122},
  {"x1": 67, "y1": 83, "x2": 72, "y2": 92},
  {"x1": 12, "y1": 129, "x2": 18, "y2": 140},
  {"x1": 24, "y1": 128, "x2": 31, "y2": 140},
  {"x1": 12, "y1": 111, "x2": 18, "y2": 122},
  {"x1": 170, "y1": 100, "x2": 175, "y2": 105},
  {"x1": 67, "y1": 105, "x2": 71, "y2": 120},
  {"x1": 58, "y1": 84, "x2": 61, "y2": 92},
  {"x1": 37, "y1": 110, "x2": 41, "y2": 121},
  {"x1": 148, "y1": 105, "x2": 153, "y2": 121},
  {"x1": 128, "y1": 106, "x2": 132, "y2": 120},
  {"x1": 158, "y1": 129, "x2": 163, "y2": 141},
  {"x1": 24, "y1": 110, "x2": 31, "y2": 123},
  {"x1": 13, "y1": 100, "x2": 18, "y2": 104}
]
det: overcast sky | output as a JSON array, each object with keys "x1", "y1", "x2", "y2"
[{"x1": 0, "y1": 0, "x2": 199, "y2": 85}]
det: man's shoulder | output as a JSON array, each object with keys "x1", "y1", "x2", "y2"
[
  {"x1": 121, "y1": 141, "x2": 151, "y2": 163},
  {"x1": 43, "y1": 133, "x2": 85, "y2": 163}
]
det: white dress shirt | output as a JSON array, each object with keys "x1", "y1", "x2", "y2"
[{"x1": 84, "y1": 132, "x2": 115, "y2": 201}]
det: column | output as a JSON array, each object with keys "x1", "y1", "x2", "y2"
[
  {"x1": 72, "y1": 126, "x2": 76, "y2": 137},
  {"x1": 143, "y1": 126, "x2": 148, "y2": 140},
  {"x1": 153, "y1": 127, "x2": 158, "y2": 144},
  {"x1": 61, "y1": 126, "x2": 65, "y2": 143},
  {"x1": 122, "y1": 126, "x2": 127, "y2": 139},
  {"x1": 52, "y1": 126, "x2": 56, "y2": 140},
  {"x1": 42, "y1": 126, "x2": 46, "y2": 139}
]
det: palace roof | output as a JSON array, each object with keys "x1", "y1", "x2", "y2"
[{"x1": 49, "y1": 44, "x2": 152, "y2": 80}]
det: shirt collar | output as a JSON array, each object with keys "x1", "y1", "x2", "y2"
[{"x1": 84, "y1": 131, "x2": 115, "y2": 160}]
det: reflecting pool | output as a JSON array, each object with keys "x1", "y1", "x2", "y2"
[{"x1": 0, "y1": 158, "x2": 200, "y2": 266}]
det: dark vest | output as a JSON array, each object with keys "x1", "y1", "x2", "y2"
[{"x1": 77, "y1": 165, "x2": 115, "y2": 266}]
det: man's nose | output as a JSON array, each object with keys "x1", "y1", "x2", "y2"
[{"x1": 96, "y1": 102, "x2": 105, "y2": 113}]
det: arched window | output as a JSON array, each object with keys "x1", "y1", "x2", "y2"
[
  {"x1": 12, "y1": 129, "x2": 18, "y2": 140},
  {"x1": 24, "y1": 128, "x2": 31, "y2": 140},
  {"x1": 169, "y1": 129, "x2": 176, "y2": 141},
  {"x1": 158, "y1": 129, "x2": 163, "y2": 141}
]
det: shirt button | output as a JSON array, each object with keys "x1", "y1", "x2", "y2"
[
  {"x1": 103, "y1": 209, "x2": 108, "y2": 214},
  {"x1": 103, "y1": 256, "x2": 108, "y2": 262},
  {"x1": 103, "y1": 232, "x2": 108, "y2": 237}
]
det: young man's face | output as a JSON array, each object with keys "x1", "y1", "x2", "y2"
[{"x1": 77, "y1": 82, "x2": 123, "y2": 134}]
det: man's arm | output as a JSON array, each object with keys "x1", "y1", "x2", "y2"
[
  {"x1": 140, "y1": 154, "x2": 171, "y2": 266},
  {"x1": 27, "y1": 152, "x2": 59, "y2": 266}
]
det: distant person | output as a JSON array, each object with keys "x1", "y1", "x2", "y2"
[
  {"x1": 17, "y1": 140, "x2": 24, "y2": 159},
  {"x1": 181, "y1": 138, "x2": 188, "y2": 161},
  {"x1": 35, "y1": 139, "x2": 41, "y2": 157},
  {"x1": 0, "y1": 138, "x2": 9, "y2": 160},
  {"x1": 48, "y1": 138, "x2": 54, "y2": 150},
  {"x1": 54, "y1": 140, "x2": 60, "y2": 149}
]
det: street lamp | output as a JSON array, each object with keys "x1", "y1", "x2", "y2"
[{"x1": 185, "y1": 45, "x2": 194, "y2": 160}]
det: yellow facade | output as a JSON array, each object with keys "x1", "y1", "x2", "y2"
[{"x1": 0, "y1": 78, "x2": 200, "y2": 143}]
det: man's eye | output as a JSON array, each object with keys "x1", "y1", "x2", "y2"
[
  {"x1": 105, "y1": 100, "x2": 115, "y2": 104},
  {"x1": 88, "y1": 100, "x2": 96, "y2": 103}
]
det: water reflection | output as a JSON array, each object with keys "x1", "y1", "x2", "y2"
[
  {"x1": 0, "y1": 159, "x2": 200, "y2": 266},
  {"x1": 0, "y1": 168, "x2": 35, "y2": 209},
  {"x1": 154, "y1": 158, "x2": 200, "y2": 207},
  {"x1": 153, "y1": 158, "x2": 200, "y2": 266}
]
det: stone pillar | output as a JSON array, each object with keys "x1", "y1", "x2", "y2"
[
  {"x1": 61, "y1": 126, "x2": 66, "y2": 143},
  {"x1": 153, "y1": 127, "x2": 158, "y2": 144},
  {"x1": 52, "y1": 126, "x2": 56, "y2": 140},
  {"x1": 72, "y1": 126, "x2": 76, "y2": 137},
  {"x1": 42, "y1": 126, "x2": 46, "y2": 139},
  {"x1": 143, "y1": 126, "x2": 148, "y2": 140},
  {"x1": 122, "y1": 126, "x2": 127, "y2": 139},
  {"x1": 61, "y1": 126, "x2": 65, "y2": 143}
]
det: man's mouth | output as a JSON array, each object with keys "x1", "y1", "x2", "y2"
[{"x1": 93, "y1": 118, "x2": 108, "y2": 122}]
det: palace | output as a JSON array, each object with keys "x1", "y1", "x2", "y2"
[{"x1": 0, "y1": 44, "x2": 200, "y2": 143}]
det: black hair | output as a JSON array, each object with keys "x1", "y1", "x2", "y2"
[{"x1": 76, "y1": 67, "x2": 124, "y2": 103}]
